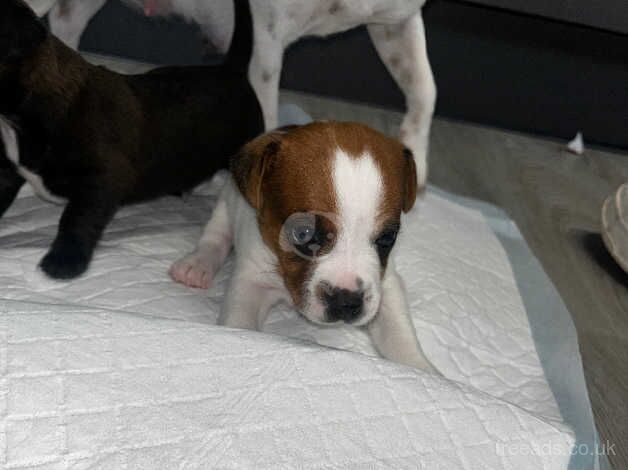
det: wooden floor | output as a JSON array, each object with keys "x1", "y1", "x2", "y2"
[{"x1": 282, "y1": 90, "x2": 628, "y2": 469}]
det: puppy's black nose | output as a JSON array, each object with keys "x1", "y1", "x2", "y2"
[{"x1": 323, "y1": 288, "x2": 364, "y2": 323}]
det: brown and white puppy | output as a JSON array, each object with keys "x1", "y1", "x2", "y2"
[{"x1": 171, "y1": 121, "x2": 437, "y2": 372}]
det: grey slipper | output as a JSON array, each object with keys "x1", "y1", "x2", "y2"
[{"x1": 601, "y1": 183, "x2": 628, "y2": 273}]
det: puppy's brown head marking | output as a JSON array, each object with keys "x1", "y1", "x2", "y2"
[
  {"x1": 231, "y1": 131, "x2": 282, "y2": 209},
  {"x1": 232, "y1": 121, "x2": 418, "y2": 324},
  {"x1": 402, "y1": 148, "x2": 418, "y2": 211}
]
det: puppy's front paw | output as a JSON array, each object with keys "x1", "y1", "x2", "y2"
[
  {"x1": 169, "y1": 251, "x2": 216, "y2": 289},
  {"x1": 40, "y1": 241, "x2": 90, "y2": 279}
]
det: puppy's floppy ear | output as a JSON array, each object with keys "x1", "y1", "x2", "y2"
[
  {"x1": 402, "y1": 148, "x2": 418, "y2": 212},
  {"x1": 231, "y1": 131, "x2": 285, "y2": 209},
  {"x1": 0, "y1": 0, "x2": 48, "y2": 62}
]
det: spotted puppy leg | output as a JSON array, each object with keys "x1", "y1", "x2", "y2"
[
  {"x1": 170, "y1": 196, "x2": 232, "y2": 289},
  {"x1": 368, "y1": 262, "x2": 438, "y2": 374},
  {"x1": 249, "y1": 26, "x2": 283, "y2": 130},
  {"x1": 368, "y1": 11, "x2": 436, "y2": 189},
  {"x1": 48, "y1": 0, "x2": 107, "y2": 49}
]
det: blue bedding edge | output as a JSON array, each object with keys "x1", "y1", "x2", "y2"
[{"x1": 432, "y1": 187, "x2": 609, "y2": 470}]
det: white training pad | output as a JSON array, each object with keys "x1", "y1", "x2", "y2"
[{"x1": 0, "y1": 174, "x2": 575, "y2": 468}]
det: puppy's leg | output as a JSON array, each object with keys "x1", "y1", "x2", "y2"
[
  {"x1": 219, "y1": 277, "x2": 279, "y2": 330},
  {"x1": 48, "y1": 0, "x2": 107, "y2": 49},
  {"x1": 368, "y1": 12, "x2": 436, "y2": 189},
  {"x1": 368, "y1": 264, "x2": 438, "y2": 373},
  {"x1": 249, "y1": 36, "x2": 283, "y2": 130},
  {"x1": 170, "y1": 197, "x2": 232, "y2": 289},
  {"x1": 40, "y1": 185, "x2": 119, "y2": 279},
  {"x1": 0, "y1": 167, "x2": 24, "y2": 219}
]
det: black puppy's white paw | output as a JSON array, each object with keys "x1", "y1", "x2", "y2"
[{"x1": 39, "y1": 240, "x2": 91, "y2": 279}]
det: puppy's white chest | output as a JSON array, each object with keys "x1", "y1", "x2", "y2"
[
  {"x1": 15, "y1": 165, "x2": 66, "y2": 205},
  {"x1": 0, "y1": 119, "x2": 66, "y2": 205}
]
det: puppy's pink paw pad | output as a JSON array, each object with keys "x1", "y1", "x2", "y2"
[{"x1": 169, "y1": 254, "x2": 214, "y2": 289}]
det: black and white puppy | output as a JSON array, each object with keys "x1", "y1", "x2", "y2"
[
  {"x1": 0, "y1": 0, "x2": 263, "y2": 279},
  {"x1": 33, "y1": 0, "x2": 435, "y2": 189}
]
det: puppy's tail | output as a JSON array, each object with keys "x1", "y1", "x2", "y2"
[{"x1": 224, "y1": 0, "x2": 254, "y2": 73}]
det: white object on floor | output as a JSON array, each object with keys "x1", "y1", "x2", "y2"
[
  {"x1": 0, "y1": 174, "x2": 577, "y2": 468},
  {"x1": 566, "y1": 132, "x2": 585, "y2": 155}
]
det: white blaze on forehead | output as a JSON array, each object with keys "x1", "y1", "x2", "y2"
[
  {"x1": 332, "y1": 148, "x2": 383, "y2": 239},
  {"x1": 322, "y1": 147, "x2": 384, "y2": 291}
]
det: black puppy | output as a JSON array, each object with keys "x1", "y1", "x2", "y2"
[{"x1": 0, "y1": 0, "x2": 263, "y2": 279}]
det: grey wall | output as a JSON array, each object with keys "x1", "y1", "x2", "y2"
[
  {"x1": 471, "y1": 0, "x2": 628, "y2": 35},
  {"x1": 76, "y1": 0, "x2": 628, "y2": 150}
]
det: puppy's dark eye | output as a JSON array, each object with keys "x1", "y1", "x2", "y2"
[
  {"x1": 282, "y1": 212, "x2": 337, "y2": 259},
  {"x1": 291, "y1": 225, "x2": 315, "y2": 245},
  {"x1": 285, "y1": 213, "x2": 316, "y2": 246},
  {"x1": 374, "y1": 227, "x2": 399, "y2": 266},
  {"x1": 375, "y1": 230, "x2": 398, "y2": 248}
]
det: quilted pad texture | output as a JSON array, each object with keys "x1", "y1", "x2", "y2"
[{"x1": 0, "y1": 175, "x2": 575, "y2": 468}]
